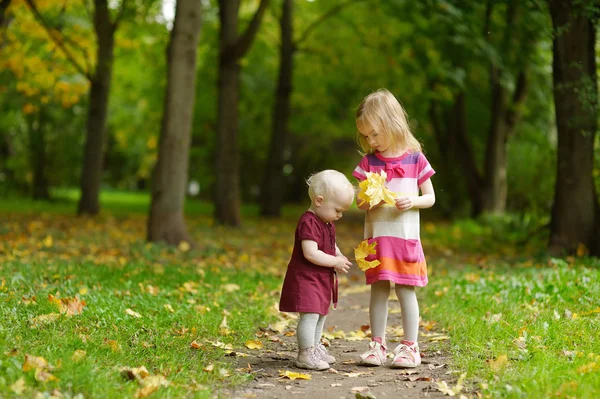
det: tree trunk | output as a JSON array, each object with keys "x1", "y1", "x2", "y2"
[
  {"x1": 548, "y1": 0, "x2": 600, "y2": 256},
  {"x1": 27, "y1": 110, "x2": 50, "y2": 201},
  {"x1": 77, "y1": 0, "x2": 114, "y2": 215},
  {"x1": 215, "y1": 0, "x2": 269, "y2": 226},
  {"x1": 260, "y1": 0, "x2": 293, "y2": 217},
  {"x1": 215, "y1": 0, "x2": 241, "y2": 226},
  {"x1": 147, "y1": 0, "x2": 202, "y2": 246},
  {"x1": 0, "y1": 0, "x2": 11, "y2": 27}
]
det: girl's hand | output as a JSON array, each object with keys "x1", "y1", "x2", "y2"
[
  {"x1": 333, "y1": 256, "x2": 352, "y2": 274},
  {"x1": 395, "y1": 197, "x2": 414, "y2": 211}
]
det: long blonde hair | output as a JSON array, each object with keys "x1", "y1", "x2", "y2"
[{"x1": 355, "y1": 88, "x2": 422, "y2": 154}]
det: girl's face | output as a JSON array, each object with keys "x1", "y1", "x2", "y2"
[
  {"x1": 313, "y1": 192, "x2": 353, "y2": 223},
  {"x1": 357, "y1": 122, "x2": 391, "y2": 155}
]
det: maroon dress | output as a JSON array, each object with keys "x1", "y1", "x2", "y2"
[{"x1": 279, "y1": 211, "x2": 338, "y2": 316}]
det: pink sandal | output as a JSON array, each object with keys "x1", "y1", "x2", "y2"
[{"x1": 390, "y1": 340, "x2": 421, "y2": 368}]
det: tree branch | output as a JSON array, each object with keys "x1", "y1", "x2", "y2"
[
  {"x1": 235, "y1": 0, "x2": 270, "y2": 59},
  {"x1": 24, "y1": 0, "x2": 90, "y2": 79},
  {"x1": 295, "y1": 0, "x2": 368, "y2": 48}
]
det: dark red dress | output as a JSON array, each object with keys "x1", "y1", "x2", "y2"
[{"x1": 279, "y1": 211, "x2": 338, "y2": 316}]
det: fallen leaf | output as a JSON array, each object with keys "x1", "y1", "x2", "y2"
[
  {"x1": 71, "y1": 350, "x2": 86, "y2": 362},
  {"x1": 245, "y1": 340, "x2": 263, "y2": 350},
  {"x1": 279, "y1": 370, "x2": 312, "y2": 380},
  {"x1": 125, "y1": 308, "x2": 142, "y2": 318},
  {"x1": 10, "y1": 377, "x2": 26, "y2": 395}
]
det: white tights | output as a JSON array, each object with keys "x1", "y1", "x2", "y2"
[
  {"x1": 369, "y1": 281, "x2": 419, "y2": 345},
  {"x1": 297, "y1": 312, "x2": 326, "y2": 349}
]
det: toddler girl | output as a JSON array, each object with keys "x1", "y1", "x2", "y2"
[
  {"x1": 352, "y1": 89, "x2": 436, "y2": 368},
  {"x1": 279, "y1": 170, "x2": 355, "y2": 370}
]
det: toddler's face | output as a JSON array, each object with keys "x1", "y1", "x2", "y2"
[{"x1": 314, "y1": 192, "x2": 353, "y2": 223}]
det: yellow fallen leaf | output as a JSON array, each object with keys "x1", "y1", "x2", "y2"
[
  {"x1": 22, "y1": 354, "x2": 48, "y2": 372},
  {"x1": 219, "y1": 316, "x2": 230, "y2": 335},
  {"x1": 354, "y1": 240, "x2": 381, "y2": 271},
  {"x1": 279, "y1": 370, "x2": 312, "y2": 380},
  {"x1": 164, "y1": 304, "x2": 175, "y2": 313},
  {"x1": 357, "y1": 171, "x2": 397, "y2": 207},
  {"x1": 436, "y1": 373, "x2": 466, "y2": 396},
  {"x1": 71, "y1": 350, "x2": 86, "y2": 362},
  {"x1": 29, "y1": 313, "x2": 61, "y2": 329},
  {"x1": 489, "y1": 354, "x2": 508, "y2": 372},
  {"x1": 245, "y1": 340, "x2": 263, "y2": 350},
  {"x1": 203, "y1": 364, "x2": 214, "y2": 372},
  {"x1": 178, "y1": 241, "x2": 190, "y2": 252},
  {"x1": 126, "y1": 308, "x2": 142, "y2": 318},
  {"x1": 10, "y1": 377, "x2": 26, "y2": 395},
  {"x1": 223, "y1": 283, "x2": 240, "y2": 292}
]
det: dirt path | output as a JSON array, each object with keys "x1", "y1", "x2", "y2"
[{"x1": 223, "y1": 214, "x2": 458, "y2": 399}]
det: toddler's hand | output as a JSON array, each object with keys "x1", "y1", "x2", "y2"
[
  {"x1": 395, "y1": 197, "x2": 414, "y2": 211},
  {"x1": 333, "y1": 256, "x2": 352, "y2": 274}
]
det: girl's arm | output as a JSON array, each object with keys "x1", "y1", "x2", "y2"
[
  {"x1": 395, "y1": 178, "x2": 436, "y2": 211},
  {"x1": 302, "y1": 240, "x2": 351, "y2": 273}
]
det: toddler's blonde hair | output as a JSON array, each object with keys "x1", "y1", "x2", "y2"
[
  {"x1": 355, "y1": 88, "x2": 422, "y2": 154},
  {"x1": 307, "y1": 170, "x2": 355, "y2": 202}
]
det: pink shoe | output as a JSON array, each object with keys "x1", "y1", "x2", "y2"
[
  {"x1": 390, "y1": 340, "x2": 421, "y2": 368},
  {"x1": 358, "y1": 338, "x2": 387, "y2": 366}
]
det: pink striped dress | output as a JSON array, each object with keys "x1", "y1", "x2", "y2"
[{"x1": 352, "y1": 151, "x2": 435, "y2": 286}]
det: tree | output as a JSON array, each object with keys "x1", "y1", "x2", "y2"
[
  {"x1": 422, "y1": 0, "x2": 537, "y2": 216},
  {"x1": 259, "y1": 0, "x2": 366, "y2": 217},
  {"x1": 214, "y1": 0, "x2": 269, "y2": 226},
  {"x1": 147, "y1": 0, "x2": 202, "y2": 246},
  {"x1": 547, "y1": 0, "x2": 600, "y2": 256},
  {"x1": 25, "y1": 0, "x2": 129, "y2": 215},
  {"x1": 259, "y1": 0, "x2": 292, "y2": 217}
]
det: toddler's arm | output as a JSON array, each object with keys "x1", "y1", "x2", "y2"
[{"x1": 302, "y1": 240, "x2": 351, "y2": 274}]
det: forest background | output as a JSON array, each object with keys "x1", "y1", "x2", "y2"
[
  {"x1": 0, "y1": 0, "x2": 599, "y2": 253},
  {"x1": 1, "y1": 1, "x2": 599, "y2": 398}
]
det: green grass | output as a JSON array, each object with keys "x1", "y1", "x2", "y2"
[
  {"x1": 422, "y1": 255, "x2": 600, "y2": 398},
  {"x1": 0, "y1": 190, "x2": 298, "y2": 398}
]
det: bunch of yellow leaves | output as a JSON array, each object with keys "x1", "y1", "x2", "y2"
[
  {"x1": 354, "y1": 239, "x2": 380, "y2": 271},
  {"x1": 357, "y1": 171, "x2": 396, "y2": 207}
]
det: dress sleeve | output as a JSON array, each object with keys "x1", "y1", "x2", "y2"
[
  {"x1": 352, "y1": 155, "x2": 370, "y2": 181},
  {"x1": 297, "y1": 216, "x2": 321, "y2": 243},
  {"x1": 417, "y1": 153, "x2": 435, "y2": 186}
]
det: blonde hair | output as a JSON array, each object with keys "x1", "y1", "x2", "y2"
[
  {"x1": 355, "y1": 88, "x2": 422, "y2": 154},
  {"x1": 307, "y1": 170, "x2": 355, "y2": 202}
]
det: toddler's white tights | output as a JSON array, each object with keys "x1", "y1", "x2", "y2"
[
  {"x1": 297, "y1": 312, "x2": 326, "y2": 349},
  {"x1": 369, "y1": 281, "x2": 419, "y2": 345}
]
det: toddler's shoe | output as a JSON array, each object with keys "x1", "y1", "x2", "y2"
[
  {"x1": 295, "y1": 347, "x2": 330, "y2": 370},
  {"x1": 390, "y1": 340, "x2": 421, "y2": 368},
  {"x1": 358, "y1": 337, "x2": 387, "y2": 366},
  {"x1": 315, "y1": 343, "x2": 336, "y2": 364}
]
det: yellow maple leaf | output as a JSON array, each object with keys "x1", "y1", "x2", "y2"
[
  {"x1": 354, "y1": 240, "x2": 381, "y2": 271},
  {"x1": 279, "y1": 370, "x2": 312, "y2": 380},
  {"x1": 245, "y1": 340, "x2": 263, "y2": 350},
  {"x1": 357, "y1": 171, "x2": 397, "y2": 207}
]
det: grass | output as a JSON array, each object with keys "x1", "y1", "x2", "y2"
[
  {"x1": 421, "y1": 219, "x2": 600, "y2": 398},
  {"x1": 1, "y1": 190, "x2": 599, "y2": 398},
  {"x1": 0, "y1": 191, "x2": 296, "y2": 398}
]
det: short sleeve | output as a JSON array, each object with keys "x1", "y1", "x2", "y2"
[
  {"x1": 416, "y1": 153, "x2": 435, "y2": 186},
  {"x1": 352, "y1": 155, "x2": 370, "y2": 181},
  {"x1": 297, "y1": 215, "x2": 321, "y2": 243}
]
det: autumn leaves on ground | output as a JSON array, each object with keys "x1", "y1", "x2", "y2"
[{"x1": 1, "y1": 195, "x2": 599, "y2": 398}]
